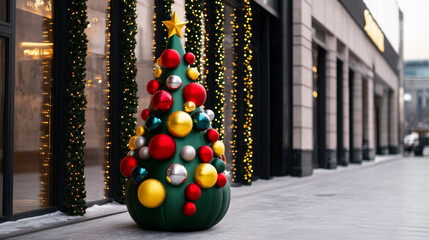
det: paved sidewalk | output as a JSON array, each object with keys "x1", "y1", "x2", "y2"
[{"x1": 6, "y1": 156, "x2": 429, "y2": 240}]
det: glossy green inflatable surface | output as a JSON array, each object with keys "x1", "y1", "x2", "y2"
[{"x1": 124, "y1": 21, "x2": 231, "y2": 231}]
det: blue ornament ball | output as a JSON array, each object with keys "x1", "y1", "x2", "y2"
[
  {"x1": 192, "y1": 111, "x2": 210, "y2": 131},
  {"x1": 131, "y1": 166, "x2": 149, "y2": 184},
  {"x1": 145, "y1": 115, "x2": 162, "y2": 132}
]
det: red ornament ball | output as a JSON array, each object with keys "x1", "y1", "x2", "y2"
[
  {"x1": 198, "y1": 145, "x2": 213, "y2": 163},
  {"x1": 151, "y1": 90, "x2": 174, "y2": 112},
  {"x1": 161, "y1": 49, "x2": 181, "y2": 69},
  {"x1": 185, "y1": 183, "x2": 201, "y2": 201},
  {"x1": 183, "y1": 83, "x2": 206, "y2": 107},
  {"x1": 205, "y1": 129, "x2": 219, "y2": 143},
  {"x1": 216, "y1": 173, "x2": 227, "y2": 188},
  {"x1": 120, "y1": 156, "x2": 138, "y2": 178},
  {"x1": 149, "y1": 134, "x2": 176, "y2": 161},
  {"x1": 184, "y1": 52, "x2": 195, "y2": 65},
  {"x1": 146, "y1": 79, "x2": 160, "y2": 95},
  {"x1": 182, "y1": 202, "x2": 196, "y2": 216},
  {"x1": 141, "y1": 109, "x2": 150, "y2": 121}
]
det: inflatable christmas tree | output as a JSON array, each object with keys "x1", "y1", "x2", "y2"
[{"x1": 120, "y1": 12, "x2": 231, "y2": 231}]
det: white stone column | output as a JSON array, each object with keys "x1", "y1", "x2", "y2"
[
  {"x1": 325, "y1": 34, "x2": 337, "y2": 168},
  {"x1": 342, "y1": 49, "x2": 350, "y2": 165},
  {"x1": 352, "y1": 71, "x2": 363, "y2": 163},
  {"x1": 292, "y1": 0, "x2": 313, "y2": 176},
  {"x1": 379, "y1": 91, "x2": 390, "y2": 154},
  {"x1": 363, "y1": 75, "x2": 375, "y2": 160},
  {"x1": 389, "y1": 90, "x2": 399, "y2": 153}
]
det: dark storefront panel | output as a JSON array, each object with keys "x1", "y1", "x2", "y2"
[
  {"x1": 312, "y1": 44, "x2": 326, "y2": 169},
  {"x1": 336, "y1": 59, "x2": 346, "y2": 166},
  {"x1": 0, "y1": 0, "x2": 5, "y2": 21},
  {"x1": 13, "y1": 5, "x2": 53, "y2": 213},
  {"x1": 348, "y1": 69, "x2": 354, "y2": 163},
  {"x1": 252, "y1": 4, "x2": 271, "y2": 180},
  {"x1": 84, "y1": 0, "x2": 109, "y2": 202},
  {"x1": 251, "y1": 1, "x2": 290, "y2": 179},
  {"x1": 0, "y1": 37, "x2": 5, "y2": 215}
]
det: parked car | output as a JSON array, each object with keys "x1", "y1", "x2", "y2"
[{"x1": 404, "y1": 134, "x2": 418, "y2": 154}]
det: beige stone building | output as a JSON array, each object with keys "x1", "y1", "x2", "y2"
[{"x1": 291, "y1": 0, "x2": 403, "y2": 176}]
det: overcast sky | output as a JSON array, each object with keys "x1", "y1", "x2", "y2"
[{"x1": 396, "y1": 0, "x2": 429, "y2": 60}]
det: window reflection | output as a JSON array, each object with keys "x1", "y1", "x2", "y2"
[
  {"x1": 135, "y1": 0, "x2": 155, "y2": 126},
  {"x1": 13, "y1": 4, "x2": 53, "y2": 213},
  {"x1": 0, "y1": 38, "x2": 5, "y2": 215},
  {"x1": 85, "y1": 0, "x2": 109, "y2": 202}
]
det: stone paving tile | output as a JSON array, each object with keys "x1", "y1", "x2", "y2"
[{"x1": 7, "y1": 156, "x2": 429, "y2": 240}]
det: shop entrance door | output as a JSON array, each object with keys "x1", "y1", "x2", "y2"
[
  {"x1": 312, "y1": 44, "x2": 326, "y2": 168},
  {"x1": 252, "y1": 4, "x2": 280, "y2": 180},
  {"x1": 349, "y1": 69, "x2": 355, "y2": 162},
  {"x1": 337, "y1": 59, "x2": 345, "y2": 165}
]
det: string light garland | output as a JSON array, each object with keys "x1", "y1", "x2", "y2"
[
  {"x1": 231, "y1": 0, "x2": 253, "y2": 185},
  {"x1": 40, "y1": 18, "x2": 53, "y2": 207},
  {"x1": 64, "y1": 0, "x2": 88, "y2": 215},
  {"x1": 185, "y1": 0, "x2": 203, "y2": 73},
  {"x1": 203, "y1": 0, "x2": 225, "y2": 140},
  {"x1": 242, "y1": 0, "x2": 253, "y2": 184},
  {"x1": 154, "y1": 0, "x2": 174, "y2": 59},
  {"x1": 231, "y1": 8, "x2": 239, "y2": 184},
  {"x1": 104, "y1": 0, "x2": 112, "y2": 198},
  {"x1": 117, "y1": 0, "x2": 139, "y2": 203}
]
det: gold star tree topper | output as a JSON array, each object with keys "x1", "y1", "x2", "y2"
[{"x1": 163, "y1": 11, "x2": 187, "y2": 38}]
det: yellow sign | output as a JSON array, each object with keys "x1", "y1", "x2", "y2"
[{"x1": 364, "y1": 9, "x2": 384, "y2": 52}]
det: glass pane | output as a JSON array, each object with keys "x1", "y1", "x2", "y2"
[
  {"x1": 13, "y1": 5, "x2": 53, "y2": 213},
  {"x1": 259, "y1": 0, "x2": 278, "y2": 12},
  {"x1": 0, "y1": 38, "x2": 5, "y2": 216},
  {"x1": 85, "y1": 0, "x2": 109, "y2": 201},
  {"x1": 135, "y1": 0, "x2": 155, "y2": 126},
  {"x1": 0, "y1": 0, "x2": 5, "y2": 21}
]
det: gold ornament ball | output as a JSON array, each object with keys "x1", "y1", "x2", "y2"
[
  {"x1": 212, "y1": 140, "x2": 225, "y2": 157},
  {"x1": 137, "y1": 179, "x2": 166, "y2": 208},
  {"x1": 194, "y1": 163, "x2": 218, "y2": 189},
  {"x1": 136, "y1": 126, "x2": 145, "y2": 136},
  {"x1": 156, "y1": 57, "x2": 163, "y2": 68},
  {"x1": 187, "y1": 68, "x2": 199, "y2": 81},
  {"x1": 167, "y1": 111, "x2": 193, "y2": 138},
  {"x1": 184, "y1": 101, "x2": 196, "y2": 113},
  {"x1": 129, "y1": 135, "x2": 138, "y2": 150},
  {"x1": 154, "y1": 68, "x2": 162, "y2": 78}
]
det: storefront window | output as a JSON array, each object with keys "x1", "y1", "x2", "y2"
[
  {"x1": 135, "y1": 1, "x2": 155, "y2": 125},
  {"x1": 259, "y1": 0, "x2": 278, "y2": 12},
  {"x1": 0, "y1": 37, "x2": 5, "y2": 215},
  {"x1": 417, "y1": 89, "x2": 423, "y2": 110},
  {"x1": 13, "y1": 0, "x2": 53, "y2": 213},
  {"x1": 85, "y1": 0, "x2": 109, "y2": 202}
]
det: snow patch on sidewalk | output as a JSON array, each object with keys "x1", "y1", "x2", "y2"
[{"x1": 0, "y1": 202, "x2": 126, "y2": 236}]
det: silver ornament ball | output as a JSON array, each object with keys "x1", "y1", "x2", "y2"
[
  {"x1": 166, "y1": 75, "x2": 182, "y2": 90},
  {"x1": 127, "y1": 150, "x2": 135, "y2": 157},
  {"x1": 206, "y1": 109, "x2": 215, "y2": 121},
  {"x1": 166, "y1": 163, "x2": 187, "y2": 186},
  {"x1": 134, "y1": 136, "x2": 146, "y2": 149},
  {"x1": 139, "y1": 146, "x2": 151, "y2": 160},
  {"x1": 180, "y1": 145, "x2": 196, "y2": 161}
]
